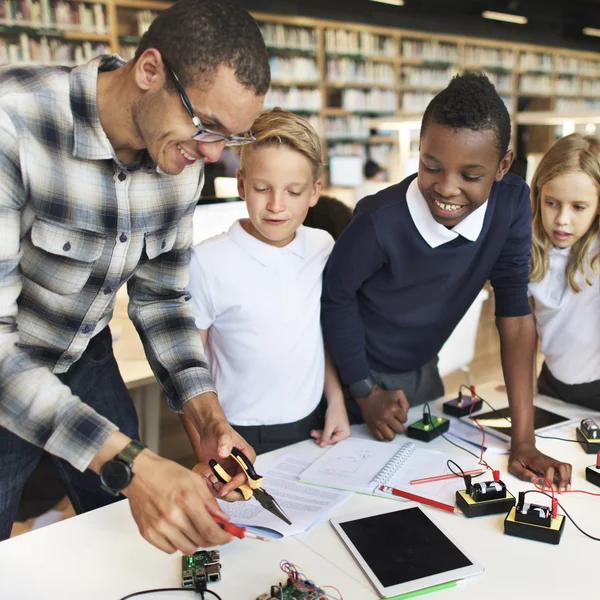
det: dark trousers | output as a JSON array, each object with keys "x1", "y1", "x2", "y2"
[
  {"x1": 345, "y1": 357, "x2": 445, "y2": 425},
  {"x1": 0, "y1": 327, "x2": 140, "y2": 541},
  {"x1": 232, "y1": 399, "x2": 326, "y2": 455},
  {"x1": 538, "y1": 362, "x2": 600, "y2": 412}
]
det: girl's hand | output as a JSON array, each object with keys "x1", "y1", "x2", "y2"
[
  {"x1": 310, "y1": 403, "x2": 351, "y2": 447},
  {"x1": 509, "y1": 442, "x2": 572, "y2": 491}
]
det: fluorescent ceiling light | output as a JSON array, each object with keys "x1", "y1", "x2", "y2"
[
  {"x1": 583, "y1": 27, "x2": 600, "y2": 38},
  {"x1": 370, "y1": 0, "x2": 404, "y2": 6},
  {"x1": 482, "y1": 10, "x2": 527, "y2": 25}
]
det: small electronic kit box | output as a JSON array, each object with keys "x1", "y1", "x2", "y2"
[
  {"x1": 443, "y1": 392, "x2": 483, "y2": 418},
  {"x1": 577, "y1": 418, "x2": 600, "y2": 454},
  {"x1": 181, "y1": 550, "x2": 221, "y2": 590},
  {"x1": 504, "y1": 492, "x2": 565, "y2": 545},
  {"x1": 585, "y1": 451, "x2": 600, "y2": 489},
  {"x1": 456, "y1": 474, "x2": 515, "y2": 518},
  {"x1": 406, "y1": 412, "x2": 450, "y2": 442}
]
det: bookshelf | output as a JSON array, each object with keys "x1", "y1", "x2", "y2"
[{"x1": 2, "y1": 4, "x2": 600, "y2": 182}]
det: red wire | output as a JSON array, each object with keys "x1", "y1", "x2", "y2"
[
  {"x1": 467, "y1": 388, "x2": 493, "y2": 474},
  {"x1": 533, "y1": 477, "x2": 600, "y2": 498}
]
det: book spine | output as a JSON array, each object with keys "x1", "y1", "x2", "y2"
[{"x1": 371, "y1": 442, "x2": 416, "y2": 487}]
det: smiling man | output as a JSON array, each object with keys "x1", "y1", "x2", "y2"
[
  {"x1": 0, "y1": 0, "x2": 269, "y2": 554},
  {"x1": 321, "y1": 73, "x2": 572, "y2": 491}
]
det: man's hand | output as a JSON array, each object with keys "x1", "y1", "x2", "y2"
[
  {"x1": 192, "y1": 461, "x2": 246, "y2": 503},
  {"x1": 310, "y1": 402, "x2": 351, "y2": 447},
  {"x1": 182, "y1": 392, "x2": 256, "y2": 498},
  {"x1": 355, "y1": 384, "x2": 409, "y2": 441},
  {"x1": 89, "y1": 431, "x2": 233, "y2": 554},
  {"x1": 509, "y1": 442, "x2": 572, "y2": 491}
]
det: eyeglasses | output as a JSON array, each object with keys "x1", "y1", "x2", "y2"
[{"x1": 162, "y1": 59, "x2": 256, "y2": 147}]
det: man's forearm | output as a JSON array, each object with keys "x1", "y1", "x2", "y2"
[{"x1": 497, "y1": 314, "x2": 536, "y2": 446}]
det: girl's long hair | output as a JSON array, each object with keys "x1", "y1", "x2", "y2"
[{"x1": 530, "y1": 133, "x2": 600, "y2": 292}]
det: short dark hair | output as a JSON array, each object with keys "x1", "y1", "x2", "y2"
[
  {"x1": 420, "y1": 72, "x2": 511, "y2": 158},
  {"x1": 364, "y1": 159, "x2": 383, "y2": 180},
  {"x1": 134, "y1": 0, "x2": 270, "y2": 95},
  {"x1": 303, "y1": 196, "x2": 353, "y2": 241}
]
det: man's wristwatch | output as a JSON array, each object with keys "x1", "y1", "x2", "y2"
[
  {"x1": 348, "y1": 375, "x2": 376, "y2": 399},
  {"x1": 99, "y1": 439, "x2": 146, "y2": 496}
]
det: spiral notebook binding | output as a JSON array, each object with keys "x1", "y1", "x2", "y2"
[{"x1": 371, "y1": 442, "x2": 416, "y2": 486}]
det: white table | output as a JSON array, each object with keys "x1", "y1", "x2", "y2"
[{"x1": 1, "y1": 384, "x2": 598, "y2": 599}]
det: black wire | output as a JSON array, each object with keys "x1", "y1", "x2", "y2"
[
  {"x1": 119, "y1": 588, "x2": 222, "y2": 600},
  {"x1": 459, "y1": 384, "x2": 582, "y2": 445},
  {"x1": 521, "y1": 490, "x2": 600, "y2": 542}
]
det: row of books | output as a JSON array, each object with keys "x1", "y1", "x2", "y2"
[
  {"x1": 325, "y1": 115, "x2": 371, "y2": 140},
  {"x1": 519, "y1": 74, "x2": 552, "y2": 94},
  {"x1": 555, "y1": 97, "x2": 600, "y2": 112},
  {"x1": 401, "y1": 39, "x2": 458, "y2": 63},
  {"x1": 341, "y1": 88, "x2": 397, "y2": 112},
  {"x1": 463, "y1": 45, "x2": 514, "y2": 69},
  {"x1": 135, "y1": 9, "x2": 156, "y2": 37},
  {"x1": 401, "y1": 65, "x2": 453, "y2": 88},
  {"x1": 328, "y1": 142, "x2": 393, "y2": 165},
  {"x1": 0, "y1": 0, "x2": 108, "y2": 32},
  {"x1": 324, "y1": 28, "x2": 395, "y2": 57},
  {"x1": 401, "y1": 90, "x2": 435, "y2": 112},
  {"x1": 0, "y1": 32, "x2": 105, "y2": 63},
  {"x1": 482, "y1": 70, "x2": 512, "y2": 93},
  {"x1": 270, "y1": 55, "x2": 319, "y2": 81},
  {"x1": 264, "y1": 86, "x2": 321, "y2": 112},
  {"x1": 519, "y1": 51, "x2": 553, "y2": 73},
  {"x1": 260, "y1": 22, "x2": 317, "y2": 52},
  {"x1": 326, "y1": 58, "x2": 394, "y2": 84}
]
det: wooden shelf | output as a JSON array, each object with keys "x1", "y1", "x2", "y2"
[
  {"x1": 326, "y1": 80, "x2": 396, "y2": 89},
  {"x1": 401, "y1": 57, "x2": 457, "y2": 67},
  {"x1": 322, "y1": 108, "x2": 396, "y2": 116},
  {"x1": 270, "y1": 79, "x2": 320, "y2": 87},
  {"x1": 369, "y1": 135, "x2": 396, "y2": 144},
  {"x1": 325, "y1": 52, "x2": 396, "y2": 63},
  {"x1": 398, "y1": 85, "x2": 445, "y2": 93},
  {"x1": 63, "y1": 30, "x2": 111, "y2": 42},
  {"x1": 115, "y1": 0, "x2": 173, "y2": 9},
  {"x1": 267, "y1": 46, "x2": 317, "y2": 57}
]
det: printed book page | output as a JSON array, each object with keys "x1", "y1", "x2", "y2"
[{"x1": 218, "y1": 453, "x2": 352, "y2": 538}]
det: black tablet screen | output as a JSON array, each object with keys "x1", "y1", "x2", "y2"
[{"x1": 339, "y1": 507, "x2": 472, "y2": 588}]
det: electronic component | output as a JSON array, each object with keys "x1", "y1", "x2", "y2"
[
  {"x1": 456, "y1": 476, "x2": 515, "y2": 518},
  {"x1": 256, "y1": 578, "x2": 321, "y2": 600},
  {"x1": 585, "y1": 451, "x2": 600, "y2": 489},
  {"x1": 504, "y1": 492, "x2": 565, "y2": 544},
  {"x1": 443, "y1": 392, "x2": 483, "y2": 418},
  {"x1": 181, "y1": 550, "x2": 221, "y2": 589},
  {"x1": 406, "y1": 413, "x2": 450, "y2": 442},
  {"x1": 576, "y1": 418, "x2": 600, "y2": 454}
]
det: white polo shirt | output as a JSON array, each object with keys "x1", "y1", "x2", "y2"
[
  {"x1": 406, "y1": 177, "x2": 488, "y2": 247},
  {"x1": 528, "y1": 237, "x2": 600, "y2": 385},
  {"x1": 189, "y1": 220, "x2": 334, "y2": 426}
]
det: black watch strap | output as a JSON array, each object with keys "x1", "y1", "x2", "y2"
[
  {"x1": 116, "y1": 439, "x2": 146, "y2": 466},
  {"x1": 348, "y1": 375, "x2": 376, "y2": 399}
]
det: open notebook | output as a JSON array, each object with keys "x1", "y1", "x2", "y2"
[{"x1": 299, "y1": 437, "x2": 482, "y2": 506}]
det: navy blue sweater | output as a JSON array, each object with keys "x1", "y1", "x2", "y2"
[{"x1": 321, "y1": 173, "x2": 532, "y2": 384}]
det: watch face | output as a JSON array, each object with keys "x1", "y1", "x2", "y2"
[{"x1": 100, "y1": 460, "x2": 131, "y2": 493}]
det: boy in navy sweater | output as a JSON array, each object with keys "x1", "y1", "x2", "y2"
[{"x1": 322, "y1": 73, "x2": 571, "y2": 489}]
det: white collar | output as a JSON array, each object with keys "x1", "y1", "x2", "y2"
[
  {"x1": 228, "y1": 220, "x2": 306, "y2": 266},
  {"x1": 406, "y1": 177, "x2": 488, "y2": 248}
]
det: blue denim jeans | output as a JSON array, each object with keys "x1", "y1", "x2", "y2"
[{"x1": 0, "y1": 326, "x2": 140, "y2": 540}]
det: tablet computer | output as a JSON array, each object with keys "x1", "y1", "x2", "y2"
[
  {"x1": 330, "y1": 503, "x2": 483, "y2": 598},
  {"x1": 465, "y1": 404, "x2": 569, "y2": 442}
]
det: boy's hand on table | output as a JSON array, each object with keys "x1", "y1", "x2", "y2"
[
  {"x1": 509, "y1": 442, "x2": 572, "y2": 491},
  {"x1": 182, "y1": 392, "x2": 256, "y2": 497},
  {"x1": 356, "y1": 385, "x2": 409, "y2": 441},
  {"x1": 311, "y1": 402, "x2": 351, "y2": 447}
]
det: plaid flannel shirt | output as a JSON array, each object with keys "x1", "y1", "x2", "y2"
[{"x1": 0, "y1": 55, "x2": 216, "y2": 472}]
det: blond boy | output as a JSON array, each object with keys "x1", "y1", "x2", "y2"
[{"x1": 183, "y1": 109, "x2": 350, "y2": 461}]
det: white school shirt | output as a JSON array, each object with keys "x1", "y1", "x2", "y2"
[
  {"x1": 528, "y1": 237, "x2": 600, "y2": 384},
  {"x1": 189, "y1": 220, "x2": 334, "y2": 425}
]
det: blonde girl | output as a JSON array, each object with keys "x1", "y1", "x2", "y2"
[{"x1": 529, "y1": 133, "x2": 600, "y2": 409}]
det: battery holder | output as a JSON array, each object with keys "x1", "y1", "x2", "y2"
[
  {"x1": 585, "y1": 452, "x2": 600, "y2": 488},
  {"x1": 504, "y1": 495, "x2": 565, "y2": 544},
  {"x1": 406, "y1": 415, "x2": 449, "y2": 442},
  {"x1": 456, "y1": 479, "x2": 515, "y2": 517},
  {"x1": 576, "y1": 427, "x2": 600, "y2": 454},
  {"x1": 443, "y1": 393, "x2": 483, "y2": 418}
]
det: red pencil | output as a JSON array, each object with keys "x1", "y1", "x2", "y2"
[
  {"x1": 410, "y1": 469, "x2": 484, "y2": 486},
  {"x1": 379, "y1": 485, "x2": 460, "y2": 514}
]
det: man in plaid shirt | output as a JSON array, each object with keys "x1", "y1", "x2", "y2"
[{"x1": 0, "y1": 0, "x2": 269, "y2": 553}]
